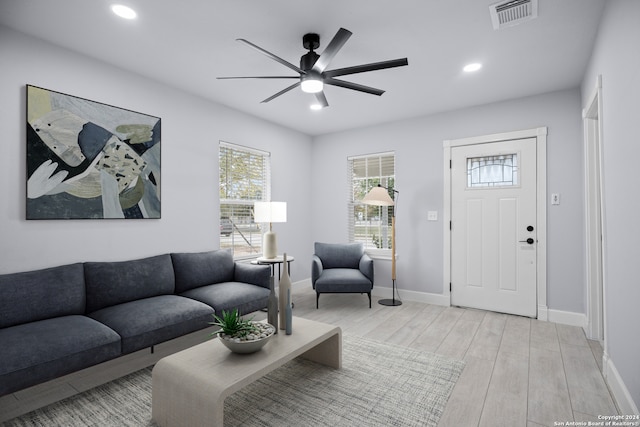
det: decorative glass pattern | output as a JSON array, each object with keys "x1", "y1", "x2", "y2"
[{"x1": 467, "y1": 154, "x2": 518, "y2": 188}]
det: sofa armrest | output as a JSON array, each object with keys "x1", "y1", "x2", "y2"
[
  {"x1": 234, "y1": 262, "x2": 271, "y2": 289},
  {"x1": 311, "y1": 255, "x2": 323, "y2": 288},
  {"x1": 359, "y1": 253, "x2": 374, "y2": 285}
]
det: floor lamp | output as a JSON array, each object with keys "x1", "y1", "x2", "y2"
[{"x1": 362, "y1": 184, "x2": 401, "y2": 306}]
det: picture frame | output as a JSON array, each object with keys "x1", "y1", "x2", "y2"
[{"x1": 26, "y1": 85, "x2": 161, "y2": 219}]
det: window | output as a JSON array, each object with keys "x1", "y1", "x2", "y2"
[
  {"x1": 219, "y1": 141, "x2": 270, "y2": 258},
  {"x1": 467, "y1": 154, "x2": 518, "y2": 188},
  {"x1": 348, "y1": 152, "x2": 395, "y2": 253}
]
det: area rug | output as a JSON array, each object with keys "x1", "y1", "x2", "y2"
[{"x1": 4, "y1": 335, "x2": 465, "y2": 427}]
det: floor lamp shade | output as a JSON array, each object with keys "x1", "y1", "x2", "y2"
[
  {"x1": 254, "y1": 202, "x2": 287, "y2": 259},
  {"x1": 362, "y1": 185, "x2": 394, "y2": 206},
  {"x1": 361, "y1": 185, "x2": 401, "y2": 306}
]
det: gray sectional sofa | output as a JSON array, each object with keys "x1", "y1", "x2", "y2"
[{"x1": 0, "y1": 249, "x2": 270, "y2": 396}]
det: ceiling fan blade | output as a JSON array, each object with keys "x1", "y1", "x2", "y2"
[
  {"x1": 312, "y1": 28, "x2": 352, "y2": 73},
  {"x1": 325, "y1": 78, "x2": 385, "y2": 96},
  {"x1": 261, "y1": 82, "x2": 301, "y2": 103},
  {"x1": 236, "y1": 38, "x2": 304, "y2": 74},
  {"x1": 314, "y1": 91, "x2": 329, "y2": 108},
  {"x1": 217, "y1": 76, "x2": 299, "y2": 80},
  {"x1": 324, "y1": 58, "x2": 408, "y2": 78}
]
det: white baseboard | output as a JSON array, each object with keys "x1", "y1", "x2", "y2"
[
  {"x1": 547, "y1": 309, "x2": 587, "y2": 328},
  {"x1": 603, "y1": 352, "x2": 640, "y2": 415},
  {"x1": 372, "y1": 286, "x2": 450, "y2": 306},
  {"x1": 297, "y1": 279, "x2": 589, "y2": 329}
]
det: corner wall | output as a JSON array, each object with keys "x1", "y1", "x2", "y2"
[
  {"x1": 0, "y1": 25, "x2": 313, "y2": 281},
  {"x1": 581, "y1": 0, "x2": 640, "y2": 414}
]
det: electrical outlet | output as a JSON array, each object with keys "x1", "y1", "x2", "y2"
[
  {"x1": 427, "y1": 211, "x2": 438, "y2": 221},
  {"x1": 551, "y1": 193, "x2": 560, "y2": 205}
]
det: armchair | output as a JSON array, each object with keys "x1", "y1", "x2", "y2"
[{"x1": 311, "y1": 242, "x2": 374, "y2": 308}]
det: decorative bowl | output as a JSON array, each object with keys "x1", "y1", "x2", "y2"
[{"x1": 217, "y1": 322, "x2": 276, "y2": 354}]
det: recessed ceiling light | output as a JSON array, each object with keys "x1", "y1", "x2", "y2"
[
  {"x1": 463, "y1": 63, "x2": 482, "y2": 73},
  {"x1": 310, "y1": 103, "x2": 323, "y2": 111},
  {"x1": 111, "y1": 4, "x2": 137, "y2": 20}
]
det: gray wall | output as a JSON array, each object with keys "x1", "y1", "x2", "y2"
[
  {"x1": 0, "y1": 26, "x2": 314, "y2": 282},
  {"x1": 311, "y1": 89, "x2": 585, "y2": 314},
  {"x1": 581, "y1": 0, "x2": 640, "y2": 411}
]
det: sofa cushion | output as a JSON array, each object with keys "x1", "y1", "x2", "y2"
[
  {"x1": 171, "y1": 250, "x2": 235, "y2": 293},
  {"x1": 0, "y1": 263, "x2": 85, "y2": 329},
  {"x1": 314, "y1": 268, "x2": 373, "y2": 293},
  {"x1": 314, "y1": 242, "x2": 364, "y2": 269},
  {"x1": 88, "y1": 295, "x2": 214, "y2": 354},
  {"x1": 0, "y1": 315, "x2": 121, "y2": 396},
  {"x1": 84, "y1": 254, "x2": 175, "y2": 312},
  {"x1": 180, "y1": 282, "x2": 269, "y2": 316}
]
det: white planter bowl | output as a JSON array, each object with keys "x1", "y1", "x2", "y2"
[{"x1": 217, "y1": 322, "x2": 276, "y2": 354}]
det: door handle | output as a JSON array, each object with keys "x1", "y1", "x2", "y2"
[{"x1": 519, "y1": 238, "x2": 535, "y2": 245}]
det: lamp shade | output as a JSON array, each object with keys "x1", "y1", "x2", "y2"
[
  {"x1": 362, "y1": 185, "x2": 394, "y2": 206},
  {"x1": 254, "y1": 201, "x2": 287, "y2": 223}
]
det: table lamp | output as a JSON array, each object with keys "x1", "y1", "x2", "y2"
[
  {"x1": 254, "y1": 201, "x2": 287, "y2": 259},
  {"x1": 362, "y1": 185, "x2": 401, "y2": 306}
]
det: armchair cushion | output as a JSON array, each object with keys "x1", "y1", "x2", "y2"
[
  {"x1": 314, "y1": 242, "x2": 364, "y2": 269},
  {"x1": 314, "y1": 269, "x2": 373, "y2": 293}
]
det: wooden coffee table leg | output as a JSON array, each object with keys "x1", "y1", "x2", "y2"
[
  {"x1": 300, "y1": 331, "x2": 342, "y2": 369},
  {"x1": 152, "y1": 360, "x2": 226, "y2": 427}
]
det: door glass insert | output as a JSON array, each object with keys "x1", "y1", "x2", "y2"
[{"x1": 467, "y1": 154, "x2": 518, "y2": 188}]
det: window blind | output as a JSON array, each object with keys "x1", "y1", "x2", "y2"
[
  {"x1": 347, "y1": 152, "x2": 395, "y2": 252},
  {"x1": 219, "y1": 141, "x2": 271, "y2": 258}
]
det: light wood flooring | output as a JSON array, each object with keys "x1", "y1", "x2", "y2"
[
  {"x1": 284, "y1": 285, "x2": 619, "y2": 427},
  {"x1": 1, "y1": 285, "x2": 619, "y2": 426}
]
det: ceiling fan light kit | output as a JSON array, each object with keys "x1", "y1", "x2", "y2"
[
  {"x1": 218, "y1": 28, "x2": 408, "y2": 108},
  {"x1": 301, "y1": 72, "x2": 323, "y2": 93}
]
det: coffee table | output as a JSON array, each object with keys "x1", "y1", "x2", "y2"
[{"x1": 151, "y1": 316, "x2": 342, "y2": 427}]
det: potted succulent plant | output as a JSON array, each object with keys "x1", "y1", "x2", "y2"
[{"x1": 210, "y1": 308, "x2": 275, "y2": 354}]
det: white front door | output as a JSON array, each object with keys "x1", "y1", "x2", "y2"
[{"x1": 450, "y1": 138, "x2": 537, "y2": 317}]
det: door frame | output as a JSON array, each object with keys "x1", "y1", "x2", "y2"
[
  {"x1": 583, "y1": 75, "x2": 606, "y2": 341},
  {"x1": 443, "y1": 127, "x2": 548, "y2": 318}
]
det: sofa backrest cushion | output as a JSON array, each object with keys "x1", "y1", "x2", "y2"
[
  {"x1": 0, "y1": 263, "x2": 85, "y2": 328},
  {"x1": 84, "y1": 254, "x2": 175, "y2": 313},
  {"x1": 171, "y1": 249, "x2": 235, "y2": 293},
  {"x1": 314, "y1": 242, "x2": 364, "y2": 269}
]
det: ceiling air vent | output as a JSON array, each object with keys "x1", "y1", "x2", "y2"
[{"x1": 490, "y1": 0, "x2": 538, "y2": 30}]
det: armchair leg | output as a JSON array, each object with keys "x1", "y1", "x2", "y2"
[
  {"x1": 316, "y1": 292, "x2": 320, "y2": 309},
  {"x1": 367, "y1": 292, "x2": 371, "y2": 308}
]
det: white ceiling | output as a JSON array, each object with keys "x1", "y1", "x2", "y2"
[{"x1": 0, "y1": 0, "x2": 605, "y2": 136}]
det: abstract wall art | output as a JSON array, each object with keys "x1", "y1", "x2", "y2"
[{"x1": 26, "y1": 85, "x2": 161, "y2": 219}]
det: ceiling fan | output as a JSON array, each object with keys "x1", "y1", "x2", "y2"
[{"x1": 217, "y1": 28, "x2": 409, "y2": 108}]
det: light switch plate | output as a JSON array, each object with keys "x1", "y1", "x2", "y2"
[{"x1": 427, "y1": 211, "x2": 438, "y2": 221}]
